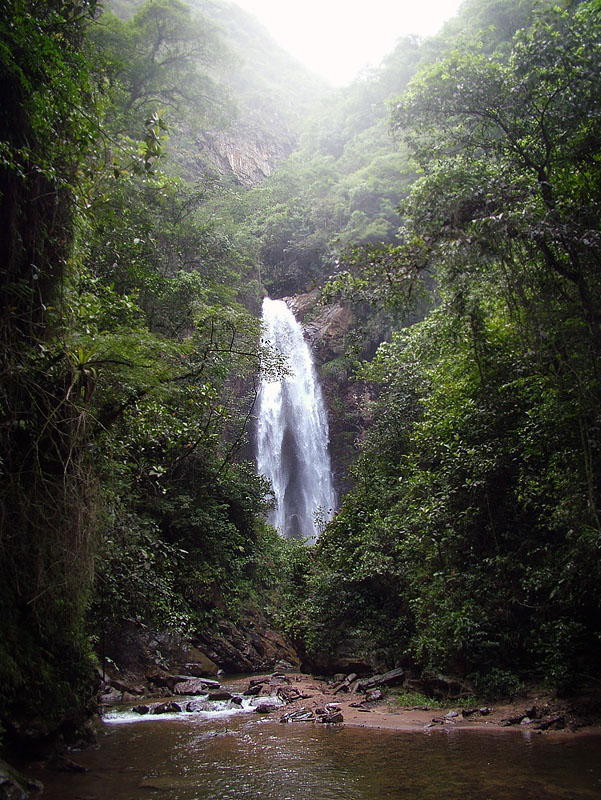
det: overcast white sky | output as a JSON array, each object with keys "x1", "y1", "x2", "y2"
[{"x1": 232, "y1": 0, "x2": 466, "y2": 85}]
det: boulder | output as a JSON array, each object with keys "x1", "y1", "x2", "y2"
[
  {"x1": 208, "y1": 691, "x2": 233, "y2": 701},
  {"x1": 179, "y1": 646, "x2": 219, "y2": 677},
  {"x1": 321, "y1": 712, "x2": 344, "y2": 724},
  {"x1": 152, "y1": 701, "x2": 182, "y2": 715},
  {"x1": 196, "y1": 677, "x2": 220, "y2": 690},
  {"x1": 285, "y1": 290, "x2": 320, "y2": 322},
  {"x1": 0, "y1": 759, "x2": 43, "y2": 800},
  {"x1": 99, "y1": 688, "x2": 122, "y2": 705},
  {"x1": 185, "y1": 701, "x2": 205, "y2": 713},
  {"x1": 364, "y1": 689, "x2": 383, "y2": 703},
  {"x1": 148, "y1": 672, "x2": 212, "y2": 692},
  {"x1": 145, "y1": 667, "x2": 173, "y2": 688},
  {"x1": 173, "y1": 679, "x2": 210, "y2": 696},
  {"x1": 132, "y1": 705, "x2": 150, "y2": 715},
  {"x1": 254, "y1": 703, "x2": 275, "y2": 714}
]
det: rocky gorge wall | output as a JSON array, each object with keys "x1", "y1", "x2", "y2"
[{"x1": 197, "y1": 122, "x2": 296, "y2": 187}]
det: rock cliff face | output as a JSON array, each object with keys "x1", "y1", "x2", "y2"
[
  {"x1": 100, "y1": 608, "x2": 300, "y2": 688},
  {"x1": 301, "y1": 304, "x2": 355, "y2": 362},
  {"x1": 285, "y1": 290, "x2": 354, "y2": 357},
  {"x1": 197, "y1": 123, "x2": 296, "y2": 187}
]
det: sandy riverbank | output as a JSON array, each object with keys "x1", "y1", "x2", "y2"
[{"x1": 235, "y1": 673, "x2": 601, "y2": 736}]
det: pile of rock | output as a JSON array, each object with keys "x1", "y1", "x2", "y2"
[
  {"x1": 328, "y1": 666, "x2": 406, "y2": 696},
  {"x1": 98, "y1": 663, "x2": 227, "y2": 706},
  {"x1": 499, "y1": 706, "x2": 566, "y2": 730},
  {"x1": 279, "y1": 703, "x2": 344, "y2": 725},
  {"x1": 128, "y1": 671, "x2": 302, "y2": 717},
  {"x1": 239, "y1": 673, "x2": 308, "y2": 702}
]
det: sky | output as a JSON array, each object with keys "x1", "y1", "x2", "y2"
[{"x1": 232, "y1": 0, "x2": 466, "y2": 86}]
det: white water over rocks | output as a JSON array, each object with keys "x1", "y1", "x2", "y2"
[{"x1": 256, "y1": 298, "x2": 336, "y2": 542}]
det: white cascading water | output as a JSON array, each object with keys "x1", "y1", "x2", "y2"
[{"x1": 256, "y1": 298, "x2": 336, "y2": 542}]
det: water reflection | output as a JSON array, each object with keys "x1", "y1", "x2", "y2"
[{"x1": 29, "y1": 714, "x2": 601, "y2": 800}]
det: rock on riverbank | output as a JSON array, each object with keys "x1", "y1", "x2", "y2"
[{"x1": 234, "y1": 672, "x2": 601, "y2": 735}]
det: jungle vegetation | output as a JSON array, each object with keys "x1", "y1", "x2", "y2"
[{"x1": 1, "y1": 0, "x2": 600, "y2": 743}]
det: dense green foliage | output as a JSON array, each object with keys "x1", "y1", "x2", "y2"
[
  {"x1": 298, "y1": 0, "x2": 601, "y2": 696},
  {"x1": 0, "y1": 0, "x2": 104, "y2": 738},
  {"x1": 220, "y1": 45, "x2": 422, "y2": 298},
  {"x1": 0, "y1": 0, "x2": 299, "y2": 742},
  {"x1": 2, "y1": 0, "x2": 601, "y2": 746}
]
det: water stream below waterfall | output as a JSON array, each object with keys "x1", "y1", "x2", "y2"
[
  {"x1": 29, "y1": 702, "x2": 601, "y2": 800},
  {"x1": 256, "y1": 298, "x2": 336, "y2": 541}
]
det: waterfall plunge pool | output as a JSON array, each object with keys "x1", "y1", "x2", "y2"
[{"x1": 29, "y1": 711, "x2": 601, "y2": 799}]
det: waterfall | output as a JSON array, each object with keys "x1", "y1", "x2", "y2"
[{"x1": 256, "y1": 298, "x2": 336, "y2": 542}]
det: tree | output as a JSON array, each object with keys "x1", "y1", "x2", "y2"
[
  {"x1": 0, "y1": 0, "x2": 104, "y2": 739},
  {"x1": 91, "y1": 0, "x2": 231, "y2": 134},
  {"x1": 393, "y1": 2, "x2": 601, "y2": 353},
  {"x1": 303, "y1": 1, "x2": 601, "y2": 692}
]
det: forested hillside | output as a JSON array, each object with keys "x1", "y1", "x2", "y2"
[
  {"x1": 0, "y1": 0, "x2": 316, "y2": 745},
  {"x1": 291, "y1": 0, "x2": 601, "y2": 697},
  {"x1": 1, "y1": 0, "x2": 600, "y2": 754}
]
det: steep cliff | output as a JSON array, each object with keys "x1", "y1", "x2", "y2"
[
  {"x1": 108, "y1": 0, "x2": 329, "y2": 187},
  {"x1": 197, "y1": 123, "x2": 295, "y2": 187},
  {"x1": 190, "y1": 0, "x2": 329, "y2": 186}
]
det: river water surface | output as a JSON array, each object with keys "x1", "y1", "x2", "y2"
[{"x1": 33, "y1": 705, "x2": 601, "y2": 800}]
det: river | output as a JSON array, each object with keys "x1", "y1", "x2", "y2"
[{"x1": 30, "y1": 696, "x2": 601, "y2": 800}]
